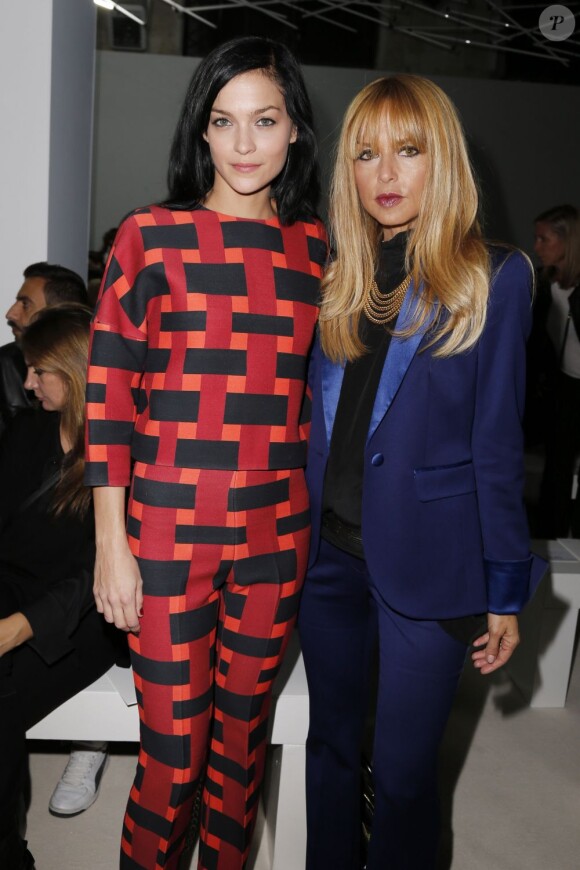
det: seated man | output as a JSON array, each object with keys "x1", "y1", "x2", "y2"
[{"x1": 0, "y1": 262, "x2": 88, "y2": 437}]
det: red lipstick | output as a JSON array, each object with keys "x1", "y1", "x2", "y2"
[{"x1": 376, "y1": 194, "x2": 402, "y2": 208}]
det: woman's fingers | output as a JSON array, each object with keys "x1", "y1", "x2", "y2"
[
  {"x1": 99, "y1": 588, "x2": 141, "y2": 632},
  {"x1": 472, "y1": 630, "x2": 489, "y2": 648},
  {"x1": 471, "y1": 614, "x2": 519, "y2": 674},
  {"x1": 92, "y1": 488, "x2": 142, "y2": 632},
  {"x1": 93, "y1": 553, "x2": 143, "y2": 632}
]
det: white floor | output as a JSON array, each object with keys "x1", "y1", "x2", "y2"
[{"x1": 26, "y1": 644, "x2": 580, "y2": 870}]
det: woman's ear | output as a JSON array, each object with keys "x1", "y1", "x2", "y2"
[
  {"x1": 290, "y1": 124, "x2": 298, "y2": 145},
  {"x1": 202, "y1": 130, "x2": 209, "y2": 143}
]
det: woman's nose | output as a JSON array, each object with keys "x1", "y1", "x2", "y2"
[
  {"x1": 24, "y1": 367, "x2": 37, "y2": 390},
  {"x1": 378, "y1": 155, "x2": 396, "y2": 182},
  {"x1": 234, "y1": 125, "x2": 256, "y2": 155}
]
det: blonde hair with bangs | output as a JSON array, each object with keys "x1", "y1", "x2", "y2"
[{"x1": 319, "y1": 75, "x2": 491, "y2": 363}]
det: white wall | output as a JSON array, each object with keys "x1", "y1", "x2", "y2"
[
  {"x1": 90, "y1": 51, "x2": 192, "y2": 247},
  {"x1": 91, "y1": 50, "x2": 580, "y2": 258},
  {"x1": 0, "y1": 2, "x2": 53, "y2": 340},
  {"x1": 0, "y1": 0, "x2": 96, "y2": 345},
  {"x1": 48, "y1": 0, "x2": 96, "y2": 275}
]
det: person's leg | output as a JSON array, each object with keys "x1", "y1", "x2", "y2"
[
  {"x1": 120, "y1": 464, "x2": 220, "y2": 869},
  {"x1": 121, "y1": 588, "x2": 217, "y2": 869},
  {"x1": 198, "y1": 467, "x2": 311, "y2": 870},
  {"x1": 199, "y1": 581, "x2": 300, "y2": 869},
  {"x1": 366, "y1": 597, "x2": 467, "y2": 870},
  {"x1": 0, "y1": 587, "x2": 25, "y2": 854},
  {"x1": 298, "y1": 539, "x2": 376, "y2": 870},
  {"x1": 0, "y1": 646, "x2": 30, "y2": 867},
  {"x1": 0, "y1": 590, "x2": 117, "y2": 868}
]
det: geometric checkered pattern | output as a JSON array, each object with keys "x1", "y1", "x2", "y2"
[
  {"x1": 85, "y1": 206, "x2": 327, "y2": 486},
  {"x1": 83, "y1": 204, "x2": 325, "y2": 867},
  {"x1": 120, "y1": 463, "x2": 310, "y2": 869}
]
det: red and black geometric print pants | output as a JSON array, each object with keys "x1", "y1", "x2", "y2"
[{"x1": 120, "y1": 463, "x2": 310, "y2": 870}]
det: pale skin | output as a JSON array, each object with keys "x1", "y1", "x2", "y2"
[
  {"x1": 354, "y1": 131, "x2": 520, "y2": 673},
  {"x1": 93, "y1": 487, "x2": 143, "y2": 633},
  {"x1": 202, "y1": 69, "x2": 297, "y2": 220},
  {"x1": 92, "y1": 70, "x2": 298, "y2": 633}
]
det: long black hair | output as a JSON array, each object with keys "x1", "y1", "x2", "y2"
[{"x1": 165, "y1": 36, "x2": 319, "y2": 225}]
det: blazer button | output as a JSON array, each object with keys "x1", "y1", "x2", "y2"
[{"x1": 371, "y1": 453, "x2": 384, "y2": 467}]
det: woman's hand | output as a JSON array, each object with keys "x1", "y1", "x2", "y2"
[
  {"x1": 93, "y1": 541, "x2": 143, "y2": 633},
  {"x1": 0, "y1": 612, "x2": 33, "y2": 657},
  {"x1": 471, "y1": 613, "x2": 520, "y2": 675},
  {"x1": 92, "y1": 486, "x2": 143, "y2": 633}
]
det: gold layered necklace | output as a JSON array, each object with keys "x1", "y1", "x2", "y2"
[{"x1": 363, "y1": 273, "x2": 412, "y2": 325}]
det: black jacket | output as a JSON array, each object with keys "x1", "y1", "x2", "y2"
[
  {"x1": 525, "y1": 275, "x2": 580, "y2": 445},
  {"x1": 0, "y1": 342, "x2": 35, "y2": 439},
  {"x1": 0, "y1": 409, "x2": 126, "y2": 666}
]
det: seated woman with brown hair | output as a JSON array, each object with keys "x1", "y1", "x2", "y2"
[{"x1": 0, "y1": 305, "x2": 127, "y2": 870}]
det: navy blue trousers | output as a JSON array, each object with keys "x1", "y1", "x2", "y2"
[{"x1": 298, "y1": 539, "x2": 468, "y2": 870}]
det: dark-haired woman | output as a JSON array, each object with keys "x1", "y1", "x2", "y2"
[
  {"x1": 0, "y1": 306, "x2": 125, "y2": 870},
  {"x1": 85, "y1": 36, "x2": 325, "y2": 869}
]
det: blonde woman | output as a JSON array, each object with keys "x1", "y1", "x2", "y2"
[{"x1": 298, "y1": 76, "x2": 542, "y2": 870}]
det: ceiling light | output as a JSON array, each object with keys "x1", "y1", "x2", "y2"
[{"x1": 93, "y1": 0, "x2": 145, "y2": 25}]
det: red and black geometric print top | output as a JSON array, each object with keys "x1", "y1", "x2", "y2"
[{"x1": 85, "y1": 205, "x2": 327, "y2": 486}]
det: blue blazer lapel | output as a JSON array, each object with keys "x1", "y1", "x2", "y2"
[
  {"x1": 321, "y1": 353, "x2": 345, "y2": 446},
  {"x1": 367, "y1": 281, "x2": 432, "y2": 443}
]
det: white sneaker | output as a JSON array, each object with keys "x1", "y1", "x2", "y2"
[{"x1": 48, "y1": 747, "x2": 109, "y2": 816}]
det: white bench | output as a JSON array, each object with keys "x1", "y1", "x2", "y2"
[
  {"x1": 27, "y1": 632, "x2": 308, "y2": 870},
  {"x1": 508, "y1": 539, "x2": 580, "y2": 707}
]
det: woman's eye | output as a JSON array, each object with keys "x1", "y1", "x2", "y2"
[
  {"x1": 212, "y1": 117, "x2": 231, "y2": 127},
  {"x1": 356, "y1": 148, "x2": 376, "y2": 161},
  {"x1": 400, "y1": 144, "x2": 420, "y2": 157},
  {"x1": 256, "y1": 117, "x2": 275, "y2": 127},
  {"x1": 34, "y1": 368, "x2": 45, "y2": 376}
]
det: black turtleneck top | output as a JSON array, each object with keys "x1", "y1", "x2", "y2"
[{"x1": 321, "y1": 231, "x2": 408, "y2": 556}]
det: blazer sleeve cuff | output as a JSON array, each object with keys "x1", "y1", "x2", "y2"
[{"x1": 485, "y1": 556, "x2": 533, "y2": 614}]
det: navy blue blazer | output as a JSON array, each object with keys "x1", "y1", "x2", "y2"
[{"x1": 306, "y1": 248, "x2": 540, "y2": 618}]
